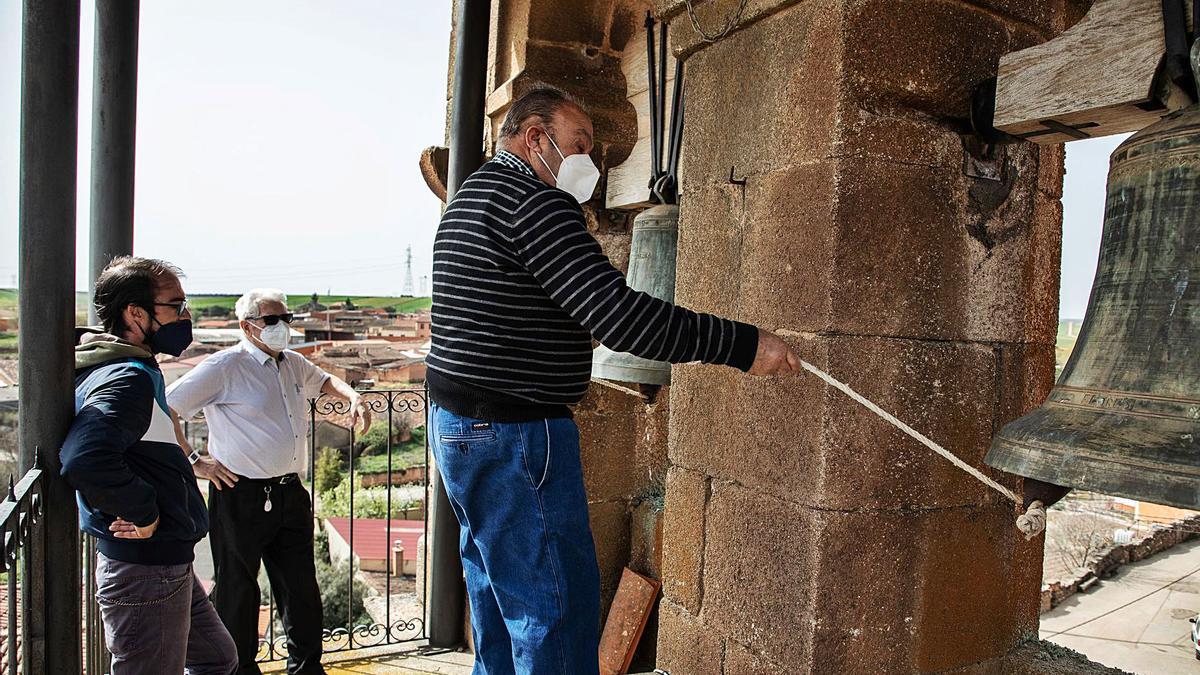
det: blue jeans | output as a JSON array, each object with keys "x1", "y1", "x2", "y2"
[{"x1": 430, "y1": 402, "x2": 601, "y2": 675}]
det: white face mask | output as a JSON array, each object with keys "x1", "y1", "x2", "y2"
[
  {"x1": 535, "y1": 130, "x2": 600, "y2": 204},
  {"x1": 254, "y1": 322, "x2": 290, "y2": 352}
]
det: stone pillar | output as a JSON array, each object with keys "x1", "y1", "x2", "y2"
[{"x1": 656, "y1": 1, "x2": 1073, "y2": 671}]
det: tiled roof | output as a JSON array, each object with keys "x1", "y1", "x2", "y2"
[{"x1": 324, "y1": 518, "x2": 424, "y2": 563}]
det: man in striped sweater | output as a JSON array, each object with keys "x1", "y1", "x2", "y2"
[{"x1": 428, "y1": 87, "x2": 800, "y2": 674}]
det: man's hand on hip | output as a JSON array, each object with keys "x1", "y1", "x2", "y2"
[
  {"x1": 748, "y1": 330, "x2": 803, "y2": 376},
  {"x1": 110, "y1": 516, "x2": 159, "y2": 540},
  {"x1": 194, "y1": 456, "x2": 239, "y2": 490}
]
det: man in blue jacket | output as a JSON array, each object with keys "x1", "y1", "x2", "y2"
[{"x1": 61, "y1": 256, "x2": 237, "y2": 675}]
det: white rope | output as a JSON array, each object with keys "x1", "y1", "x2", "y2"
[
  {"x1": 590, "y1": 350, "x2": 1046, "y2": 537},
  {"x1": 796, "y1": 358, "x2": 1045, "y2": 538},
  {"x1": 590, "y1": 377, "x2": 649, "y2": 400}
]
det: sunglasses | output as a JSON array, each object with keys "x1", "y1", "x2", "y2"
[
  {"x1": 154, "y1": 300, "x2": 189, "y2": 317},
  {"x1": 248, "y1": 313, "x2": 294, "y2": 326}
]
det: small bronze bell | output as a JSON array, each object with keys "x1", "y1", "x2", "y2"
[
  {"x1": 984, "y1": 72, "x2": 1200, "y2": 508},
  {"x1": 592, "y1": 204, "x2": 679, "y2": 386}
]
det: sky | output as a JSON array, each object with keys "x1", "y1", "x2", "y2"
[
  {"x1": 2, "y1": 2, "x2": 1115, "y2": 317},
  {"x1": 0, "y1": 1, "x2": 451, "y2": 297}
]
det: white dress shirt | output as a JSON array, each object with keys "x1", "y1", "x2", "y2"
[{"x1": 166, "y1": 339, "x2": 330, "y2": 479}]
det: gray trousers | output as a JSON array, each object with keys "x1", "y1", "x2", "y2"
[{"x1": 96, "y1": 552, "x2": 238, "y2": 675}]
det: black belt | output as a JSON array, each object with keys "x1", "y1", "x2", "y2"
[{"x1": 236, "y1": 473, "x2": 300, "y2": 486}]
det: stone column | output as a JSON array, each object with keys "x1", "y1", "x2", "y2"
[{"x1": 656, "y1": 1, "x2": 1073, "y2": 671}]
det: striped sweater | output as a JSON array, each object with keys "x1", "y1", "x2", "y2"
[{"x1": 427, "y1": 150, "x2": 759, "y2": 421}]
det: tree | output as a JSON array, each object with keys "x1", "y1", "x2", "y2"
[
  {"x1": 344, "y1": 297, "x2": 357, "y2": 310},
  {"x1": 1047, "y1": 512, "x2": 1115, "y2": 573},
  {"x1": 314, "y1": 446, "x2": 343, "y2": 495}
]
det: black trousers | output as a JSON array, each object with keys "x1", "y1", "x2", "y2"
[{"x1": 209, "y1": 477, "x2": 324, "y2": 675}]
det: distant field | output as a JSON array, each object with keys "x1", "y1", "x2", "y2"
[{"x1": 0, "y1": 289, "x2": 430, "y2": 314}]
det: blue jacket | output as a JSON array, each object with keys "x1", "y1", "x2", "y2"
[{"x1": 60, "y1": 331, "x2": 208, "y2": 565}]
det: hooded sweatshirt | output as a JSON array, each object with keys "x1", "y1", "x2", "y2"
[{"x1": 60, "y1": 328, "x2": 209, "y2": 565}]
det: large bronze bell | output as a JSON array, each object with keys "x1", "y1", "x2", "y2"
[
  {"x1": 984, "y1": 84, "x2": 1200, "y2": 508},
  {"x1": 592, "y1": 204, "x2": 680, "y2": 386}
]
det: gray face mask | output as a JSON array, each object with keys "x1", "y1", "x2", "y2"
[{"x1": 535, "y1": 130, "x2": 600, "y2": 204}]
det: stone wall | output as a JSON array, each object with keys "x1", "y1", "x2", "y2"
[
  {"x1": 450, "y1": 0, "x2": 1094, "y2": 669},
  {"x1": 1042, "y1": 516, "x2": 1200, "y2": 613},
  {"x1": 654, "y1": 0, "x2": 1079, "y2": 672}
]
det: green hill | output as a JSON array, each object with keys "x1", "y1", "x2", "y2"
[{"x1": 0, "y1": 290, "x2": 430, "y2": 315}]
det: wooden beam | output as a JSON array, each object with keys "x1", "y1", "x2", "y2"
[
  {"x1": 994, "y1": 0, "x2": 1194, "y2": 144},
  {"x1": 605, "y1": 28, "x2": 677, "y2": 211},
  {"x1": 419, "y1": 146, "x2": 450, "y2": 202}
]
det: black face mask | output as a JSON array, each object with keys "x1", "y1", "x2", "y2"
[{"x1": 144, "y1": 315, "x2": 194, "y2": 357}]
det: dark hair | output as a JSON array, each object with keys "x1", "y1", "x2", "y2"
[
  {"x1": 498, "y1": 86, "x2": 585, "y2": 140},
  {"x1": 93, "y1": 256, "x2": 182, "y2": 334}
]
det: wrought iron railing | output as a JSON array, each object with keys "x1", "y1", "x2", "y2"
[
  {"x1": 0, "y1": 468, "x2": 43, "y2": 675},
  {"x1": 256, "y1": 386, "x2": 430, "y2": 662}
]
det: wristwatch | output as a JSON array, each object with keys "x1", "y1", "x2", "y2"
[{"x1": 188, "y1": 449, "x2": 202, "y2": 465}]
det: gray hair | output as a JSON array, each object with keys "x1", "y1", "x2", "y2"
[
  {"x1": 235, "y1": 288, "x2": 288, "y2": 320},
  {"x1": 498, "y1": 86, "x2": 586, "y2": 140}
]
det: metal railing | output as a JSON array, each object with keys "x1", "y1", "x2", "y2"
[
  {"x1": 257, "y1": 386, "x2": 430, "y2": 662},
  {"x1": 0, "y1": 469, "x2": 43, "y2": 675},
  {"x1": 65, "y1": 386, "x2": 433, "y2": 670}
]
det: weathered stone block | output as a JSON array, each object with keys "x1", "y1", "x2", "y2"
[
  {"x1": 836, "y1": 108, "x2": 965, "y2": 169},
  {"x1": 803, "y1": 505, "x2": 1043, "y2": 673},
  {"x1": 634, "y1": 390, "x2": 670, "y2": 485},
  {"x1": 578, "y1": 405, "x2": 643, "y2": 502},
  {"x1": 656, "y1": 599, "x2": 724, "y2": 674},
  {"x1": 526, "y1": 0, "x2": 612, "y2": 48},
  {"x1": 675, "y1": 182, "x2": 746, "y2": 320},
  {"x1": 668, "y1": 351, "x2": 828, "y2": 504},
  {"x1": 995, "y1": 343, "x2": 1057, "y2": 427},
  {"x1": 831, "y1": 143, "x2": 1057, "y2": 345},
  {"x1": 660, "y1": 465, "x2": 708, "y2": 614},
  {"x1": 577, "y1": 383, "x2": 670, "y2": 503},
  {"x1": 818, "y1": 335, "x2": 1017, "y2": 510},
  {"x1": 1038, "y1": 143, "x2": 1066, "y2": 199},
  {"x1": 736, "y1": 163, "x2": 837, "y2": 332},
  {"x1": 841, "y1": 0, "x2": 1010, "y2": 120},
  {"x1": 589, "y1": 499, "x2": 632, "y2": 624},
  {"x1": 675, "y1": 0, "x2": 841, "y2": 187},
  {"x1": 700, "y1": 481, "x2": 818, "y2": 665},
  {"x1": 724, "y1": 640, "x2": 790, "y2": 675},
  {"x1": 964, "y1": 0, "x2": 1065, "y2": 32},
  {"x1": 629, "y1": 499, "x2": 665, "y2": 580}
]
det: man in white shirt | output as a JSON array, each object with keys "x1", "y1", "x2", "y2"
[{"x1": 167, "y1": 288, "x2": 370, "y2": 675}]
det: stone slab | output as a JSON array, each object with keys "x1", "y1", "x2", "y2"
[{"x1": 659, "y1": 465, "x2": 708, "y2": 614}]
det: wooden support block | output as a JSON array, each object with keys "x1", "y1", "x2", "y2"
[
  {"x1": 598, "y1": 567, "x2": 662, "y2": 675},
  {"x1": 419, "y1": 146, "x2": 449, "y2": 202},
  {"x1": 606, "y1": 29, "x2": 677, "y2": 211},
  {"x1": 994, "y1": 0, "x2": 1194, "y2": 144}
]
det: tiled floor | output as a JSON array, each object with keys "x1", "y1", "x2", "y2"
[{"x1": 260, "y1": 643, "x2": 473, "y2": 674}]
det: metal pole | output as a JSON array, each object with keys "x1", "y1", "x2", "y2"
[
  {"x1": 18, "y1": 0, "x2": 83, "y2": 672},
  {"x1": 427, "y1": 0, "x2": 490, "y2": 648},
  {"x1": 88, "y1": 0, "x2": 139, "y2": 325}
]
